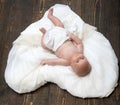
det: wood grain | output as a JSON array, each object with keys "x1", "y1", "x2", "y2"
[{"x1": 0, "y1": 0, "x2": 119, "y2": 105}]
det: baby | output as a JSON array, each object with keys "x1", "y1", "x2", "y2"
[{"x1": 40, "y1": 8, "x2": 91, "y2": 76}]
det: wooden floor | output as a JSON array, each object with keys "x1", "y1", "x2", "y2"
[{"x1": 0, "y1": 0, "x2": 120, "y2": 105}]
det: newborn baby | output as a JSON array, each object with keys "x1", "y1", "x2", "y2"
[{"x1": 40, "y1": 8, "x2": 91, "y2": 76}]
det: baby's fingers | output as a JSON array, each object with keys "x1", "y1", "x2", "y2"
[
  {"x1": 40, "y1": 60, "x2": 46, "y2": 65},
  {"x1": 67, "y1": 34, "x2": 72, "y2": 40}
]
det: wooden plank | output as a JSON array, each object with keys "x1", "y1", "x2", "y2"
[
  {"x1": 0, "y1": 0, "x2": 119, "y2": 105},
  {"x1": 100, "y1": 0, "x2": 120, "y2": 59},
  {"x1": 0, "y1": 0, "x2": 34, "y2": 105}
]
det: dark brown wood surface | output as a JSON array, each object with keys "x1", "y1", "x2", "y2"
[{"x1": 0, "y1": 0, "x2": 120, "y2": 105}]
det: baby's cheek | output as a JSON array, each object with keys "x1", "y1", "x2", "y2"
[{"x1": 71, "y1": 56, "x2": 78, "y2": 63}]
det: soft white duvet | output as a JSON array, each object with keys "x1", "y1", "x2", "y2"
[{"x1": 4, "y1": 4, "x2": 119, "y2": 98}]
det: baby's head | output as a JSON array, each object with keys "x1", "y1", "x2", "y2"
[{"x1": 70, "y1": 53, "x2": 91, "y2": 77}]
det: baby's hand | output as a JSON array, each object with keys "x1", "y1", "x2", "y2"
[
  {"x1": 40, "y1": 59, "x2": 48, "y2": 65},
  {"x1": 67, "y1": 33, "x2": 73, "y2": 41}
]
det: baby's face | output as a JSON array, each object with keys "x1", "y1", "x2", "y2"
[
  {"x1": 71, "y1": 53, "x2": 85, "y2": 64},
  {"x1": 71, "y1": 53, "x2": 91, "y2": 76}
]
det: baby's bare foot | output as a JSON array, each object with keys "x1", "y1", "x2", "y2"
[
  {"x1": 48, "y1": 8, "x2": 53, "y2": 18},
  {"x1": 40, "y1": 28, "x2": 46, "y2": 34}
]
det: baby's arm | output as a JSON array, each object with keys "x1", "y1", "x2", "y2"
[
  {"x1": 68, "y1": 33, "x2": 83, "y2": 52},
  {"x1": 40, "y1": 58, "x2": 70, "y2": 66},
  {"x1": 68, "y1": 33, "x2": 82, "y2": 45}
]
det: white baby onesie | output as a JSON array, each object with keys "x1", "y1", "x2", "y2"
[{"x1": 43, "y1": 26, "x2": 69, "y2": 51}]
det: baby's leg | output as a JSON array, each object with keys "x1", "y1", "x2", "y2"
[
  {"x1": 48, "y1": 8, "x2": 64, "y2": 28},
  {"x1": 40, "y1": 28, "x2": 52, "y2": 52}
]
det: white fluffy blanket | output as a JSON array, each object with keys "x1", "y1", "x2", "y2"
[{"x1": 4, "y1": 4, "x2": 119, "y2": 98}]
